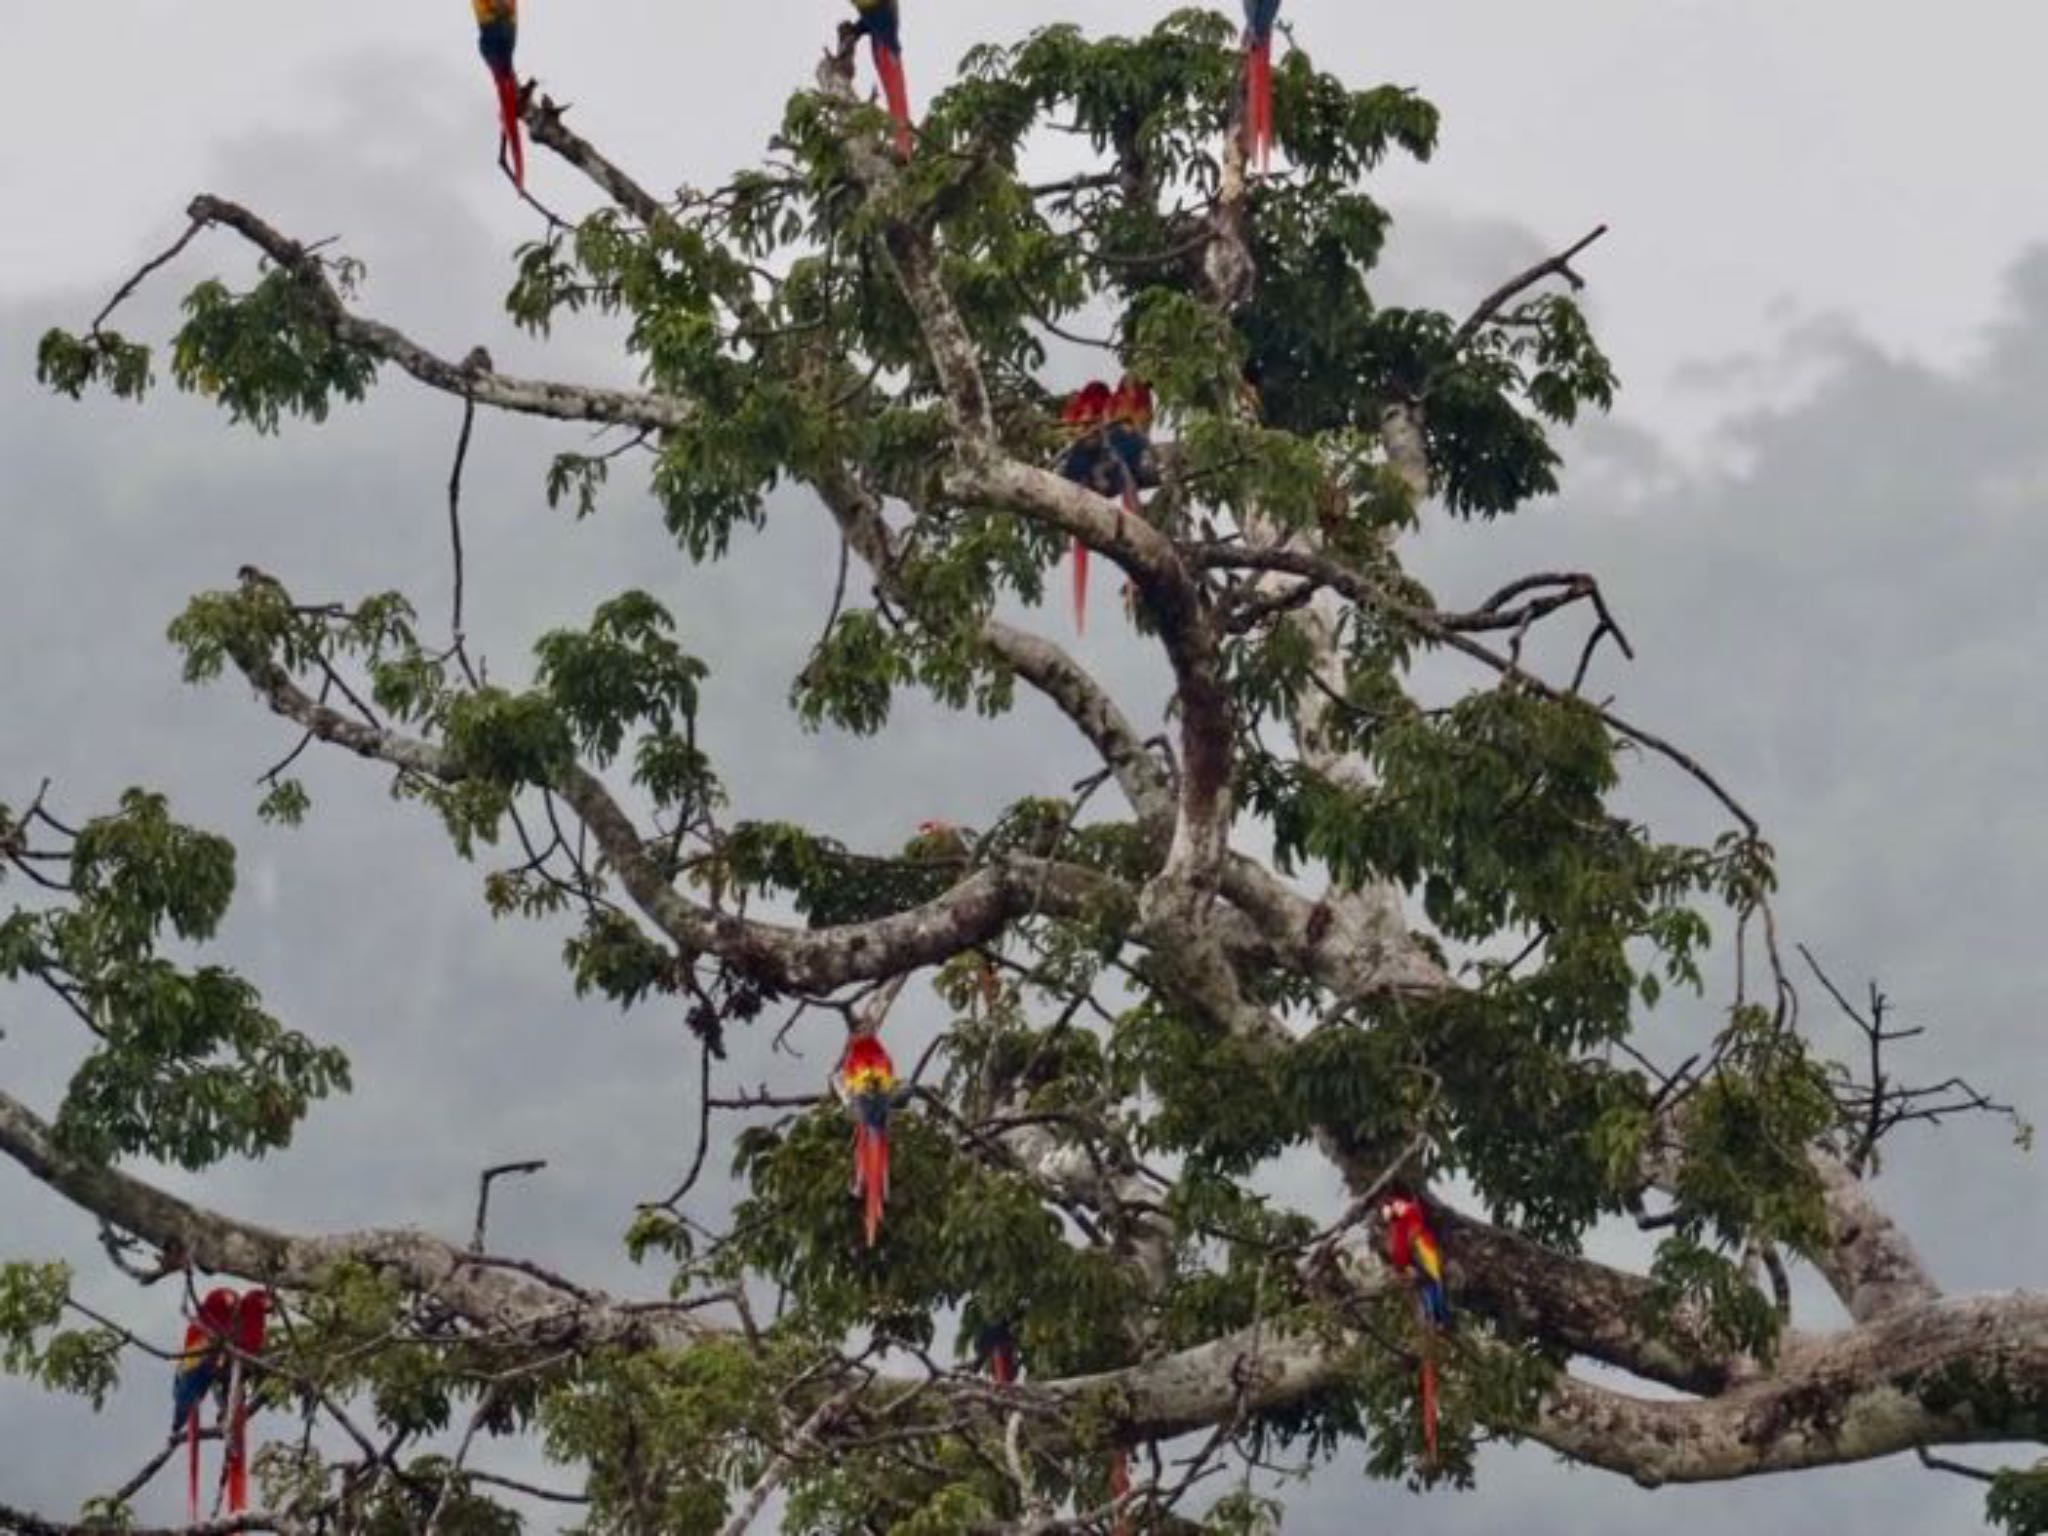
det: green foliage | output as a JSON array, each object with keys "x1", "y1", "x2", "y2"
[
  {"x1": 1643, "y1": 1234, "x2": 1783, "y2": 1363},
  {"x1": 542, "y1": 1342, "x2": 769, "y2": 1535},
  {"x1": 0, "y1": 790, "x2": 349, "y2": 1166},
  {"x1": 0, "y1": 1264, "x2": 122, "y2": 1408},
  {"x1": 169, "y1": 265, "x2": 378, "y2": 432},
  {"x1": 11, "y1": 8, "x2": 1953, "y2": 1522},
  {"x1": 1671, "y1": 1010, "x2": 1835, "y2": 1253},
  {"x1": 355, "y1": 1458, "x2": 525, "y2": 1536},
  {"x1": 36, "y1": 327, "x2": 152, "y2": 401},
  {"x1": 1990, "y1": 1464, "x2": 2048, "y2": 1536}
]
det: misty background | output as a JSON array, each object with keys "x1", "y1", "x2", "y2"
[{"x1": 3, "y1": 2, "x2": 2044, "y2": 1530}]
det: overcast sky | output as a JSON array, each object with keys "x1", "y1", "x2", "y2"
[{"x1": 2, "y1": 3, "x2": 2044, "y2": 1531}]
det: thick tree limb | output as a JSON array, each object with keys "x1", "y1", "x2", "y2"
[{"x1": 226, "y1": 631, "x2": 1119, "y2": 994}]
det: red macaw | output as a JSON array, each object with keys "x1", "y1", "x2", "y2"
[
  {"x1": 1102, "y1": 376, "x2": 1155, "y2": 622},
  {"x1": 974, "y1": 1320, "x2": 1019, "y2": 1385},
  {"x1": 174, "y1": 1294, "x2": 239, "y2": 1523},
  {"x1": 1104, "y1": 376, "x2": 1156, "y2": 506},
  {"x1": 171, "y1": 1288, "x2": 238, "y2": 1523},
  {"x1": 1382, "y1": 1194, "x2": 1451, "y2": 1463},
  {"x1": 846, "y1": 0, "x2": 914, "y2": 158},
  {"x1": 1056, "y1": 380, "x2": 1115, "y2": 634},
  {"x1": 222, "y1": 1290, "x2": 270, "y2": 1514},
  {"x1": 837, "y1": 1032, "x2": 901, "y2": 1247},
  {"x1": 473, "y1": 0, "x2": 525, "y2": 190},
  {"x1": 1109, "y1": 1447, "x2": 1133, "y2": 1535},
  {"x1": 1242, "y1": 0, "x2": 1283, "y2": 172}
]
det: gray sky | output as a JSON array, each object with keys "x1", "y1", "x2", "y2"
[{"x1": 2, "y1": 2, "x2": 2044, "y2": 1530}]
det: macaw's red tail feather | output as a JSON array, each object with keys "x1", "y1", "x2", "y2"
[
  {"x1": 1420, "y1": 1357, "x2": 1439, "y2": 1465},
  {"x1": 227, "y1": 1397, "x2": 248, "y2": 1512},
  {"x1": 494, "y1": 70, "x2": 525, "y2": 190},
  {"x1": 856, "y1": 1124, "x2": 889, "y2": 1247},
  {"x1": 1246, "y1": 40, "x2": 1273, "y2": 172},
  {"x1": 1109, "y1": 1448, "x2": 1132, "y2": 1536},
  {"x1": 1072, "y1": 538, "x2": 1089, "y2": 635},
  {"x1": 872, "y1": 44, "x2": 913, "y2": 158},
  {"x1": 188, "y1": 1413, "x2": 202, "y2": 1524}
]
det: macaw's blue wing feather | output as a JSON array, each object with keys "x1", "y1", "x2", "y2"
[{"x1": 170, "y1": 1363, "x2": 216, "y2": 1432}]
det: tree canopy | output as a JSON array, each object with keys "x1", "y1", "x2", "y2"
[{"x1": 6, "y1": 9, "x2": 2045, "y2": 1535}]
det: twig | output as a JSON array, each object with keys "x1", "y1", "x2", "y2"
[
  {"x1": 472, "y1": 1160, "x2": 547, "y2": 1252},
  {"x1": 1444, "y1": 224, "x2": 1610, "y2": 357},
  {"x1": 88, "y1": 219, "x2": 206, "y2": 335}
]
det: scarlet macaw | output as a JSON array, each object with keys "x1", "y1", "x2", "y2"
[
  {"x1": 473, "y1": 0, "x2": 526, "y2": 190},
  {"x1": 974, "y1": 1320, "x2": 1019, "y2": 1385},
  {"x1": 221, "y1": 1290, "x2": 270, "y2": 1515},
  {"x1": 1382, "y1": 1194, "x2": 1451, "y2": 1462},
  {"x1": 1102, "y1": 376, "x2": 1156, "y2": 623},
  {"x1": 1242, "y1": 0, "x2": 1282, "y2": 172},
  {"x1": 171, "y1": 1288, "x2": 238, "y2": 1523},
  {"x1": 1103, "y1": 376, "x2": 1156, "y2": 505},
  {"x1": 837, "y1": 1032, "x2": 902, "y2": 1247},
  {"x1": 1055, "y1": 380, "x2": 1115, "y2": 633},
  {"x1": 845, "y1": 0, "x2": 914, "y2": 158}
]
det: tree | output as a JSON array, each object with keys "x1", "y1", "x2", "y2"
[{"x1": 7, "y1": 9, "x2": 2045, "y2": 1534}]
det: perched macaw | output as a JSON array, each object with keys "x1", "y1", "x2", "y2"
[
  {"x1": 974, "y1": 1320, "x2": 1019, "y2": 1385},
  {"x1": 473, "y1": 0, "x2": 526, "y2": 190},
  {"x1": 1104, "y1": 376, "x2": 1156, "y2": 503},
  {"x1": 222, "y1": 1290, "x2": 270, "y2": 1515},
  {"x1": 1055, "y1": 381, "x2": 1115, "y2": 633},
  {"x1": 1241, "y1": 0, "x2": 1283, "y2": 172},
  {"x1": 837, "y1": 1032, "x2": 901, "y2": 1247},
  {"x1": 1382, "y1": 1194, "x2": 1451, "y2": 1462},
  {"x1": 172, "y1": 1288, "x2": 238, "y2": 1523},
  {"x1": 846, "y1": 0, "x2": 914, "y2": 158}
]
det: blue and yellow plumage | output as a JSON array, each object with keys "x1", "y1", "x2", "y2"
[
  {"x1": 1383, "y1": 1196, "x2": 1451, "y2": 1461},
  {"x1": 839, "y1": 1034, "x2": 900, "y2": 1247},
  {"x1": 171, "y1": 1289, "x2": 238, "y2": 1522}
]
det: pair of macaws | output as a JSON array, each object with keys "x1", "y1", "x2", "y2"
[
  {"x1": 1381, "y1": 1193, "x2": 1451, "y2": 1463},
  {"x1": 471, "y1": 3, "x2": 1268, "y2": 191},
  {"x1": 170, "y1": 1287, "x2": 270, "y2": 1522},
  {"x1": 1054, "y1": 377, "x2": 1156, "y2": 634}
]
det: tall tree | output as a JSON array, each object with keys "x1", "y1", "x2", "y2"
[{"x1": 9, "y1": 11, "x2": 2045, "y2": 1534}]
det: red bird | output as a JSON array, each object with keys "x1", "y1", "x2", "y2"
[
  {"x1": 974, "y1": 1320, "x2": 1019, "y2": 1385},
  {"x1": 837, "y1": 1032, "x2": 902, "y2": 1247},
  {"x1": 222, "y1": 1290, "x2": 270, "y2": 1515},
  {"x1": 1241, "y1": 0, "x2": 1283, "y2": 172},
  {"x1": 171, "y1": 1288, "x2": 238, "y2": 1523},
  {"x1": 1382, "y1": 1194, "x2": 1451, "y2": 1463},
  {"x1": 473, "y1": 1, "x2": 525, "y2": 190},
  {"x1": 845, "y1": 0, "x2": 914, "y2": 158},
  {"x1": 1055, "y1": 381, "x2": 1114, "y2": 633}
]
